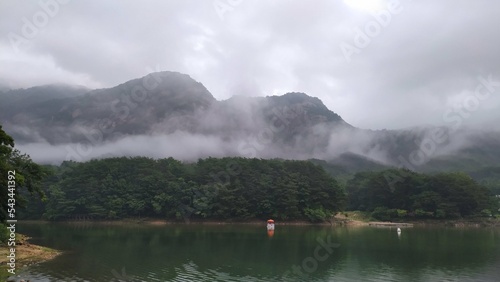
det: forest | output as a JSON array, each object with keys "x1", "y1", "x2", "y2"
[
  {"x1": 20, "y1": 157, "x2": 347, "y2": 222},
  {"x1": 347, "y1": 169, "x2": 499, "y2": 221},
  {"x1": 1, "y1": 126, "x2": 499, "y2": 226},
  {"x1": 15, "y1": 157, "x2": 499, "y2": 223}
]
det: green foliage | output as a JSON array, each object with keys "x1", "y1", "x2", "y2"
[
  {"x1": 414, "y1": 209, "x2": 434, "y2": 218},
  {"x1": 347, "y1": 169, "x2": 495, "y2": 220},
  {"x1": 304, "y1": 207, "x2": 333, "y2": 222},
  {"x1": 469, "y1": 166, "x2": 500, "y2": 195},
  {"x1": 371, "y1": 207, "x2": 398, "y2": 221},
  {"x1": 21, "y1": 157, "x2": 346, "y2": 222},
  {"x1": 396, "y1": 209, "x2": 408, "y2": 218},
  {"x1": 435, "y1": 209, "x2": 446, "y2": 219},
  {"x1": 480, "y1": 209, "x2": 492, "y2": 217},
  {"x1": 0, "y1": 125, "x2": 47, "y2": 222}
]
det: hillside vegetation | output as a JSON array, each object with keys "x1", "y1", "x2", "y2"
[
  {"x1": 18, "y1": 157, "x2": 499, "y2": 223},
  {"x1": 347, "y1": 169, "x2": 498, "y2": 221},
  {"x1": 22, "y1": 157, "x2": 346, "y2": 222}
]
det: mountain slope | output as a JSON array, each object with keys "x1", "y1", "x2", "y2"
[
  {"x1": 0, "y1": 84, "x2": 89, "y2": 119},
  {"x1": 1, "y1": 71, "x2": 499, "y2": 170},
  {"x1": 2, "y1": 72, "x2": 216, "y2": 143}
]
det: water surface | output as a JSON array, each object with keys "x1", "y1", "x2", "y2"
[{"x1": 16, "y1": 223, "x2": 500, "y2": 281}]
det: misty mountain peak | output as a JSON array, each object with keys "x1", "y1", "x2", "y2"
[
  {"x1": 3, "y1": 71, "x2": 500, "y2": 170},
  {"x1": 281, "y1": 92, "x2": 320, "y2": 103},
  {"x1": 118, "y1": 71, "x2": 216, "y2": 102},
  {"x1": 267, "y1": 92, "x2": 347, "y2": 125}
]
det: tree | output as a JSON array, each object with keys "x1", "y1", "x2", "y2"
[{"x1": 0, "y1": 125, "x2": 47, "y2": 222}]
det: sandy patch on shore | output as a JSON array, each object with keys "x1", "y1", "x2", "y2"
[{"x1": 1, "y1": 234, "x2": 60, "y2": 279}]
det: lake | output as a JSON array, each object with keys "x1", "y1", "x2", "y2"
[{"x1": 15, "y1": 223, "x2": 500, "y2": 281}]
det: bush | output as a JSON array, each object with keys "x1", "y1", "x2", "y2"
[
  {"x1": 435, "y1": 209, "x2": 446, "y2": 219},
  {"x1": 304, "y1": 207, "x2": 332, "y2": 222},
  {"x1": 480, "y1": 209, "x2": 492, "y2": 217},
  {"x1": 396, "y1": 209, "x2": 408, "y2": 218},
  {"x1": 415, "y1": 209, "x2": 434, "y2": 218},
  {"x1": 437, "y1": 203, "x2": 461, "y2": 219},
  {"x1": 107, "y1": 211, "x2": 119, "y2": 219},
  {"x1": 371, "y1": 207, "x2": 392, "y2": 221}
]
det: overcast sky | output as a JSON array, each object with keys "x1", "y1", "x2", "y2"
[{"x1": 1, "y1": 0, "x2": 499, "y2": 130}]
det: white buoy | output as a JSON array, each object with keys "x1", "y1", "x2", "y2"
[{"x1": 397, "y1": 227, "x2": 401, "y2": 234}]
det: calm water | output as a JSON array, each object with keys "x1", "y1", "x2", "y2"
[{"x1": 14, "y1": 223, "x2": 500, "y2": 282}]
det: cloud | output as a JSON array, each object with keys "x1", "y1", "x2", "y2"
[
  {"x1": 16, "y1": 132, "x2": 235, "y2": 164},
  {"x1": 1, "y1": 0, "x2": 500, "y2": 130}
]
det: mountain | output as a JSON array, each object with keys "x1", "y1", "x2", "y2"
[
  {"x1": 1, "y1": 72, "x2": 216, "y2": 143},
  {"x1": 1, "y1": 71, "x2": 499, "y2": 173},
  {"x1": 417, "y1": 130, "x2": 500, "y2": 172},
  {"x1": 0, "y1": 84, "x2": 89, "y2": 118}
]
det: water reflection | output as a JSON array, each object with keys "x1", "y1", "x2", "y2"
[{"x1": 15, "y1": 223, "x2": 500, "y2": 282}]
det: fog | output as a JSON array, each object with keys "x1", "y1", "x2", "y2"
[
  {"x1": 2, "y1": 0, "x2": 500, "y2": 130},
  {"x1": 14, "y1": 98, "x2": 495, "y2": 168},
  {"x1": 2, "y1": 0, "x2": 500, "y2": 166}
]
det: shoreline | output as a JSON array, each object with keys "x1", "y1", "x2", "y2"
[
  {"x1": 341, "y1": 218, "x2": 500, "y2": 228},
  {"x1": 336, "y1": 211, "x2": 500, "y2": 228},
  {"x1": 19, "y1": 216, "x2": 500, "y2": 228},
  {"x1": 20, "y1": 219, "x2": 334, "y2": 226},
  {"x1": 0, "y1": 234, "x2": 60, "y2": 281}
]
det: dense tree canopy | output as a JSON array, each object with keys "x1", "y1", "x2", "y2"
[
  {"x1": 469, "y1": 166, "x2": 500, "y2": 195},
  {"x1": 21, "y1": 157, "x2": 347, "y2": 222},
  {"x1": 18, "y1": 157, "x2": 500, "y2": 223},
  {"x1": 347, "y1": 169, "x2": 498, "y2": 220}
]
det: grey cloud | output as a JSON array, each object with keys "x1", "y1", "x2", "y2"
[{"x1": 1, "y1": 0, "x2": 500, "y2": 130}]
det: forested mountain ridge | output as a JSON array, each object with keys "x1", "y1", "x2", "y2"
[{"x1": 1, "y1": 71, "x2": 499, "y2": 172}]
